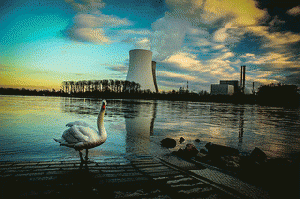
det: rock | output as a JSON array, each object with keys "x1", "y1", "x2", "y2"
[
  {"x1": 250, "y1": 147, "x2": 267, "y2": 163},
  {"x1": 161, "y1": 138, "x2": 176, "y2": 148},
  {"x1": 179, "y1": 137, "x2": 185, "y2": 143},
  {"x1": 184, "y1": 144, "x2": 199, "y2": 158},
  {"x1": 205, "y1": 142, "x2": 239, "y2": 157},
  {"x1": 172, "y1": 144, "x2": 199, "y2": 159},
  {"x1": 195, "y1": 139, "x2": 201, "y2": 143},
  {"x1": 200, "y1": 149, "x2": 208, "y2": 154}
]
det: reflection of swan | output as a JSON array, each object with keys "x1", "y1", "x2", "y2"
[{"x1": 54, "y1": 100, "x2": 107, "y2": 162}]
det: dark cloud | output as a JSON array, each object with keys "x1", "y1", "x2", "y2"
[{"x1": 284, "y1": 72, "x2": 300, "y2": 86}]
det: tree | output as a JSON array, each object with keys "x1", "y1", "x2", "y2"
[
  {"x1": 102, "y1": 80, "x2": 109, "y2": 91},
  {"x1": 69, "y1": 81, "x2": 75, "y2": 93},
  {"x1": 115, "y1": 80, "x2": 121, "y2": 93},
  {"x1": 110, "y1": 79, "x2": 115, "y2": 92}
]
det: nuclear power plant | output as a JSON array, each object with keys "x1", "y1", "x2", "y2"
[{"x1": 126, "y1": 49, "x2": 158, "y2": 93}]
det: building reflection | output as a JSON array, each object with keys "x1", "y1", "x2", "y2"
[
  {"x1": 124, "y1": 101, "x2": 157, "y2": 155},
  {"x1": 238, "y1": 107, "x2": 245, "y2": 148}
]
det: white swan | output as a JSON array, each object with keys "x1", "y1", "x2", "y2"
[{"x1": 54, "y1": 100, "x2": 107, "y2": 162}]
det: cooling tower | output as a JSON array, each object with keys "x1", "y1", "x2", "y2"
[{"x1": 126, "y1": 49, "x2": 157, "y2": 92}]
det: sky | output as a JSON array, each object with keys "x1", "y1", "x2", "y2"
[{"x1": 0, "y1": 0, "x2": 299, "y2": 92}]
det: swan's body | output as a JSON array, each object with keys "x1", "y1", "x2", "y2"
[{"x1": 54, "y1": 100, "x2": 107, "y2": 162}]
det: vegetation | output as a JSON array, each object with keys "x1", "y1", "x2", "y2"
[
  {"x1": 257, "y1": 83, "x2": 299, "y2": 106},
  {"x1": 61, "y1": 80, "x2": 141, "y2": 94},
  {"x1": 1, "y1": 81, "x2": 299, "y2": 107}
]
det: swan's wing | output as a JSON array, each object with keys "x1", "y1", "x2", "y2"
[
  {"x1": 66, "y1": 121, "x2": 91, "y2": 127},
  {"x1": 61, "y1": 125, "x2": 98, "y2": 144}
]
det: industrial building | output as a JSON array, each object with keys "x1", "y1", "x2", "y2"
[
  {"x1": 211, "y1": 66, "x2": 246, "y2": 95},
  {"x1": 126, "y1": 49, "x2": 158, "y2": 93},
  {"x1": 211, "y1": 84, "x2": 235, "y2": 95},
  {"x1": 220, "y1": 80, "x2": 239, "y2": 94}
]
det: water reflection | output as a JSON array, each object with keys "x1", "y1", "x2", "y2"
[
  {"x1": 125, "y1": 101, "x2": 157, "y2": 154},
  {"x1": 1, "y1": 96, "x2": 299, "y2": 162},
  {"x1": 208, "y1": 104, "x2": 247, "y2": 146},
  {"x1": 238, "y1": 107, "x2": 244, "y2": 148},
  {"x1": 62, "y1": 97, "x2": 100, "y2": 115},
  {"x1": 61, "y1": 98, "x2": 158, "y2": 155}
]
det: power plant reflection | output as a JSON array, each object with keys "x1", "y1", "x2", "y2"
[{"x1": 125, "y1": 101, "x2": 157, "y2": 154}]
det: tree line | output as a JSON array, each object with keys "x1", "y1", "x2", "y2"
[{"x1": 62, "y1": 80, "x2": 143, "y2": 94}]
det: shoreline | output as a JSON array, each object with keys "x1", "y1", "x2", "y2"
[{"x1": 1, "y1": 91, "x2": 299, "y2": 108}]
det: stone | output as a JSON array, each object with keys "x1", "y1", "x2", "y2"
[
  {"x1": 161, "y1": 138, "x2": 176, "y2": 148},
  {"x1": 200, "y1": 149, "x2": 208, "y2": 154},
  {"x1": 174, "y1": 144, "x2": 199, "y2": 159},
  {"x1": 179, "y1": 137, "x2": 185, "y2": 143},
  {"x1": 185, "y1": 144, "x2": 199, "y2": 155},
  {"x1": 183, "y1": 144, "x2": 199, "y2": 158},
  {"x1": 250, "y1": 147, "x2": 267, "y2": 163},
  {"x1": 205, "y1": 142, "x2": 239, "y2": 157}
]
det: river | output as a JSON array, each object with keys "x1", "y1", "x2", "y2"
[{"x1": 0, "y1": 95, "x2": 299, "y2": 162}]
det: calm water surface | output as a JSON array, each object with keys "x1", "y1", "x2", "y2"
[{"x1": 0, "y1": 95, "x2": 299, "y2": 161}]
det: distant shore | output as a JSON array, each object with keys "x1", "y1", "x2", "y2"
[{"x1": 1, "y1": 87, "x2": 299, "y2": 107}]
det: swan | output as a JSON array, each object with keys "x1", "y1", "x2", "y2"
[{"x1": 54, "y1": 100, "x2": 107, "y2": 162}]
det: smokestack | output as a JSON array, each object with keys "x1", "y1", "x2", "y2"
[
  {"x1": 240, "y1": 66, "x2": 246, "y2": 94},
  {"x1": 242, "y1": 65, "x2": 246, "y2": 93},
  {"x1": 240, "y1": 66, "x2": 243, "y2": 88}
]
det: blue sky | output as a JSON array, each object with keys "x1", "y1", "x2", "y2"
[{"x1": 0, "y1": 0, "x2": 299, "y2": 92}]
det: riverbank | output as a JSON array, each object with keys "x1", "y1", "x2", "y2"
[{"x1": 1, "y1": 87, "x2": 299, "y2": 107}]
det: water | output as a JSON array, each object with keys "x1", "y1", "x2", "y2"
[{"x1": 0, "y1": 95, "x2": 299, "y2": 162}]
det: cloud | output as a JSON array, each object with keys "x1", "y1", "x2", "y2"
[
  {"x1": 163, "y1": 52, "x2": 202, "y2": 71},
  {"x1": 65, "y1": 0, "x2": 105, "y2": 12},
  {"x1": 120, "y1": 29, "x2": 151, "y2": 36},
  {"x1": 158, "y1": 71, "x2": 198, "y2": 82},
  {"x1": 121, "y1": 37, "x2": 151, "y2": 49},
  {"x1": 74, "y1": 13, "x2": 131, "y2": 27},
  {"x1": 158, "y1": 50, "x2": 240, "y2": 87},
  {"x1": 166, "y1": 0, "x2": 267, "y2": 27},
  {"x1": 241, "y1": 53, "x2": 255, "y2": 58},
  {"x1": 287, "y1": 6, "x2": 300, "y2": 16},
  {"x1": 106, "y1": 64, "x2": 128, "y2": 73},
  {"x1": 247, "y1": 26, "x2": 300, "y2": 48},
  {"x1": 70, "y1": 27, "x2": 110, "y2": 44},
  {"x1": 65, "y1": 2, "x2": 131, "y2": 44},
  {"x1": 66, "y1": 13, "x2": 131, "y2": 44}
]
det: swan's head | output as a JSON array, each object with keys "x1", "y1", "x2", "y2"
[{"x1": 101, "y1": 100, "x2": 107, "y2": 111}]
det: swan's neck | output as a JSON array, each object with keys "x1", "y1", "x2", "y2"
[{"x1": 97, "y1": 110, "x2": 106, "y2": 135}]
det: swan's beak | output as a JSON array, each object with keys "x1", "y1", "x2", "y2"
[{"x1": 101, "y1": 100, "x2": 106, "y2": 110}]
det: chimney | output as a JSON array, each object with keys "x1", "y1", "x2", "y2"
[
  {"x1": 240, "y1": 66, "x2": 246, "y2": 93},
  {"x1": 242, "y1": 65, "x2": 246, "y2": 93},
  {"x1": 240, "y1": 66, "x2": 243, "y2": 88}
]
